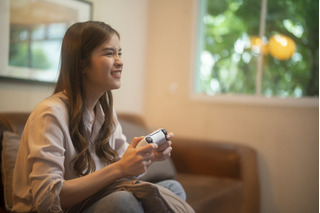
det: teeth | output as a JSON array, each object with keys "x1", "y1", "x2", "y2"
[{"x1": 112, "y1": 71, "x2": 121, "y2": 75}]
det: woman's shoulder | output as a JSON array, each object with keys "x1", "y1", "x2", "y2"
[{"x1": 30, "y1": 92, "x2": 69, "y2": 120}]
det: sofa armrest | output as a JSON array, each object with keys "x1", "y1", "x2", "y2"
[
  {"x1": 171, "y1": 138, "x2": 260, "y2": 213},
  {"x1": 0, "y1": 113, "x2": 30, "y2": 139}
]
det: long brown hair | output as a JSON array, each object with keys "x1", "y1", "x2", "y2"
[{"x1": 54, "y1": 21, "x2": 120, "y2": 176}]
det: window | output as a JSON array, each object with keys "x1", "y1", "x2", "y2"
[
  {"x1": 9, "y1": 23, "x2": 68, "y2": 70},
  {"x1": 194, "y1": 0, "x2": 319, "y2": 98},
  {"x1": 2, "y1": 0, "x2": 92, "y2": 83}
]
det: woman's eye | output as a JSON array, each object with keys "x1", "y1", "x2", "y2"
[{"x1": 104, "y1": 51, "x2": 122, "y2": 57}]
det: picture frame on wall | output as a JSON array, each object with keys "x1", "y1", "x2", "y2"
[{"x1": 0, "y1": 0, "x2": 92, "y2": 83}]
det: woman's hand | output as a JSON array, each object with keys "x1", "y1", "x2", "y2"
[
  {"x1": 117, "y1": 137, "x2": 158, "y2": 177},
  {"x1": 152, "y1": 132, "x2": 174, "y2": 161},
  {"x1": 61, "y1": 137, "x2": 158, "y2": 208}
]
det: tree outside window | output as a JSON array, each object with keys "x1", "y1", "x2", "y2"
[
  {"x1": 195, "y1": 0, "x2": 318, "y2": 98},
  {"x1": 9, "y1": 24, "x2": 67, "y2": 70}
]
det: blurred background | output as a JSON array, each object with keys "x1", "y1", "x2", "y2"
[{"x1": 0, "y1": 0, "x2": 318, "y2": 212}]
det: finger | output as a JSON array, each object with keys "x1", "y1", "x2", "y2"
[
  {"x1": 137, "y1": 143, "x2": 158, "y2": 154},
  {"x1": 142, "y1": 152, "x2": 154, "y2": 161},
  {"x1": 154, "y1": 146, "x2": 172, "y2": 161},
  {"x1": 157, "y1": 141, "x2": 172, "y2": 152},
  {"x1": 144, "y1": 159, "x2": 152, "y2": 167},
  {"x1": 167, "y1": 132, "x2": 174, "y2": 140},
  {"x1": 163, "y1": 146, "x2": 172, "y2": 156},
  {"x1": 160, "y1": 146, "x2": 172, "y2": 156},
  {"x1": 130, "y1": 136, "x2": 144, "y2": 148}
]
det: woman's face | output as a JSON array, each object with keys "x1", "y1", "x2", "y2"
[{"x1": 83, "y1": 33, "x2": 123, "y2": 95}]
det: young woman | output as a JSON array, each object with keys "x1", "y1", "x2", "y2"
[{"x1": 12, "y1": 21, "x2": 186, "y2": 213}]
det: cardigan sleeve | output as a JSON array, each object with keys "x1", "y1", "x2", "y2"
[
  {"x1": 13, "y1": 101, "x2": 67, "y2": 213},
  {"x1": 28, "y1": 110, "x2": 65, "y2": 212}
]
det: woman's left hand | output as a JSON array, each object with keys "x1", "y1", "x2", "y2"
[{"x1": 152, "y1": 132, "x2": 174, "y2": 161}]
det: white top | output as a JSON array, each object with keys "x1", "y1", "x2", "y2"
[{"x1": 12, "y1": 92, "x2": 129, "y2": 212}]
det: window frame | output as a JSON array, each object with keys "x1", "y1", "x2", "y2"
[{"x1": 190, "y1": 0, "x2": 318, "y2": 108}]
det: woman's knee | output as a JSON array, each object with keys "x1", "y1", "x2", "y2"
[
  {"x1": 88, "y1": 191, "x2": 144, "y2": 213},
  {"x1": 156, "y1": 180, "x2": 186, "y2": 201}
]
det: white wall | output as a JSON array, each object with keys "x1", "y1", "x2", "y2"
[
  {"x1": 144, "y1": 1, "x2": 319, "y2": 213},
  {"x1": 90, "y1": 0, "x2": 148, "y2": 115},
  {"x1": 0, "y1": 0, "x2": 147, "y2": 115},
  {"x1": 0, "y1": 1, "x2": 319, "y2": 213},
  {"x1": 0, "y1": 0, "x2": 55, "y2": 111}
]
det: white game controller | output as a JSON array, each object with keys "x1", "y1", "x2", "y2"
[
  {"x1": 136, "y1": 128, "x2": 169, "y2": 148},
  {"x1": 134, "y1": 128, "x2": 169, "y2": 179}
]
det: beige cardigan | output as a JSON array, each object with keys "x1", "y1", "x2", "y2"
[{"x1": 12, "y1": 92, "x2": 129, "y2": 212}]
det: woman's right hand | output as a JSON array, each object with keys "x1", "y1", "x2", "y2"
[{"x1": 117, "y1": 137, "x2": 158, "y2": 177}]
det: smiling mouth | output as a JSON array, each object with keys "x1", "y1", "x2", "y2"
[{"x1": 111, "y1": 71, "x2": 122, "y2": 78}]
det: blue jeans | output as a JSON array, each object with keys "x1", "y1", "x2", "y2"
[{"x1": 82, "y1": 180, "x2": 186, "y2": 213}]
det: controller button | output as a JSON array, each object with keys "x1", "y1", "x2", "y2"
[
  {"x1": 161, "y1": 129, "x2": 167, "y2": 135},
  {"x1": 145, "y1": 136, "x2": 153, "y2": 143}
]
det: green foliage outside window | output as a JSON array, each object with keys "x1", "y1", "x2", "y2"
[
  {"x1": 9, "y1": 24, "x2": 66, "y2": 72},
  {"x1": 197, "y1": 0, "x2": 319, "y2": 97},
  {"x1": 9, "y1": 25, "x2": 52, "y2": 70}
]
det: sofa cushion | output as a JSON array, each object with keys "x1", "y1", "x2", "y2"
[
  {"x1": 177, "y1": 173, "x2": 243, "y2": 213},
  {"x1": 140, "y1": 158, "x2": 176, "y2": 183},
  {"x1": 1, "y1": 131, "x2": 21, "y2": 211}
]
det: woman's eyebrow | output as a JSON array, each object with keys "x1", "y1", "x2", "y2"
[
  {"x1": 102, "y1": 48, "x2": 122, "y2": 52},
  {"x1": 102, "y1": 48, "x2": 114, "y2": 52}
]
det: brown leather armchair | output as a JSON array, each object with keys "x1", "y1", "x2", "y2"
[{"x1": 0, "y1": 112, "x2": 259, "y2": 213}]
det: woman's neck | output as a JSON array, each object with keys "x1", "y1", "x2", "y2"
[
  {"x1": 86, "y1": 98, "x2": 98, "y2": 121},
  {"x1": 83, "y1": 83, "x2": 105, "y2": 121}
]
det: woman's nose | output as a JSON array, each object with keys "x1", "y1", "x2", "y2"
[{"x1": 115, "y1": 56, "x2": 123, "y2": 67}]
